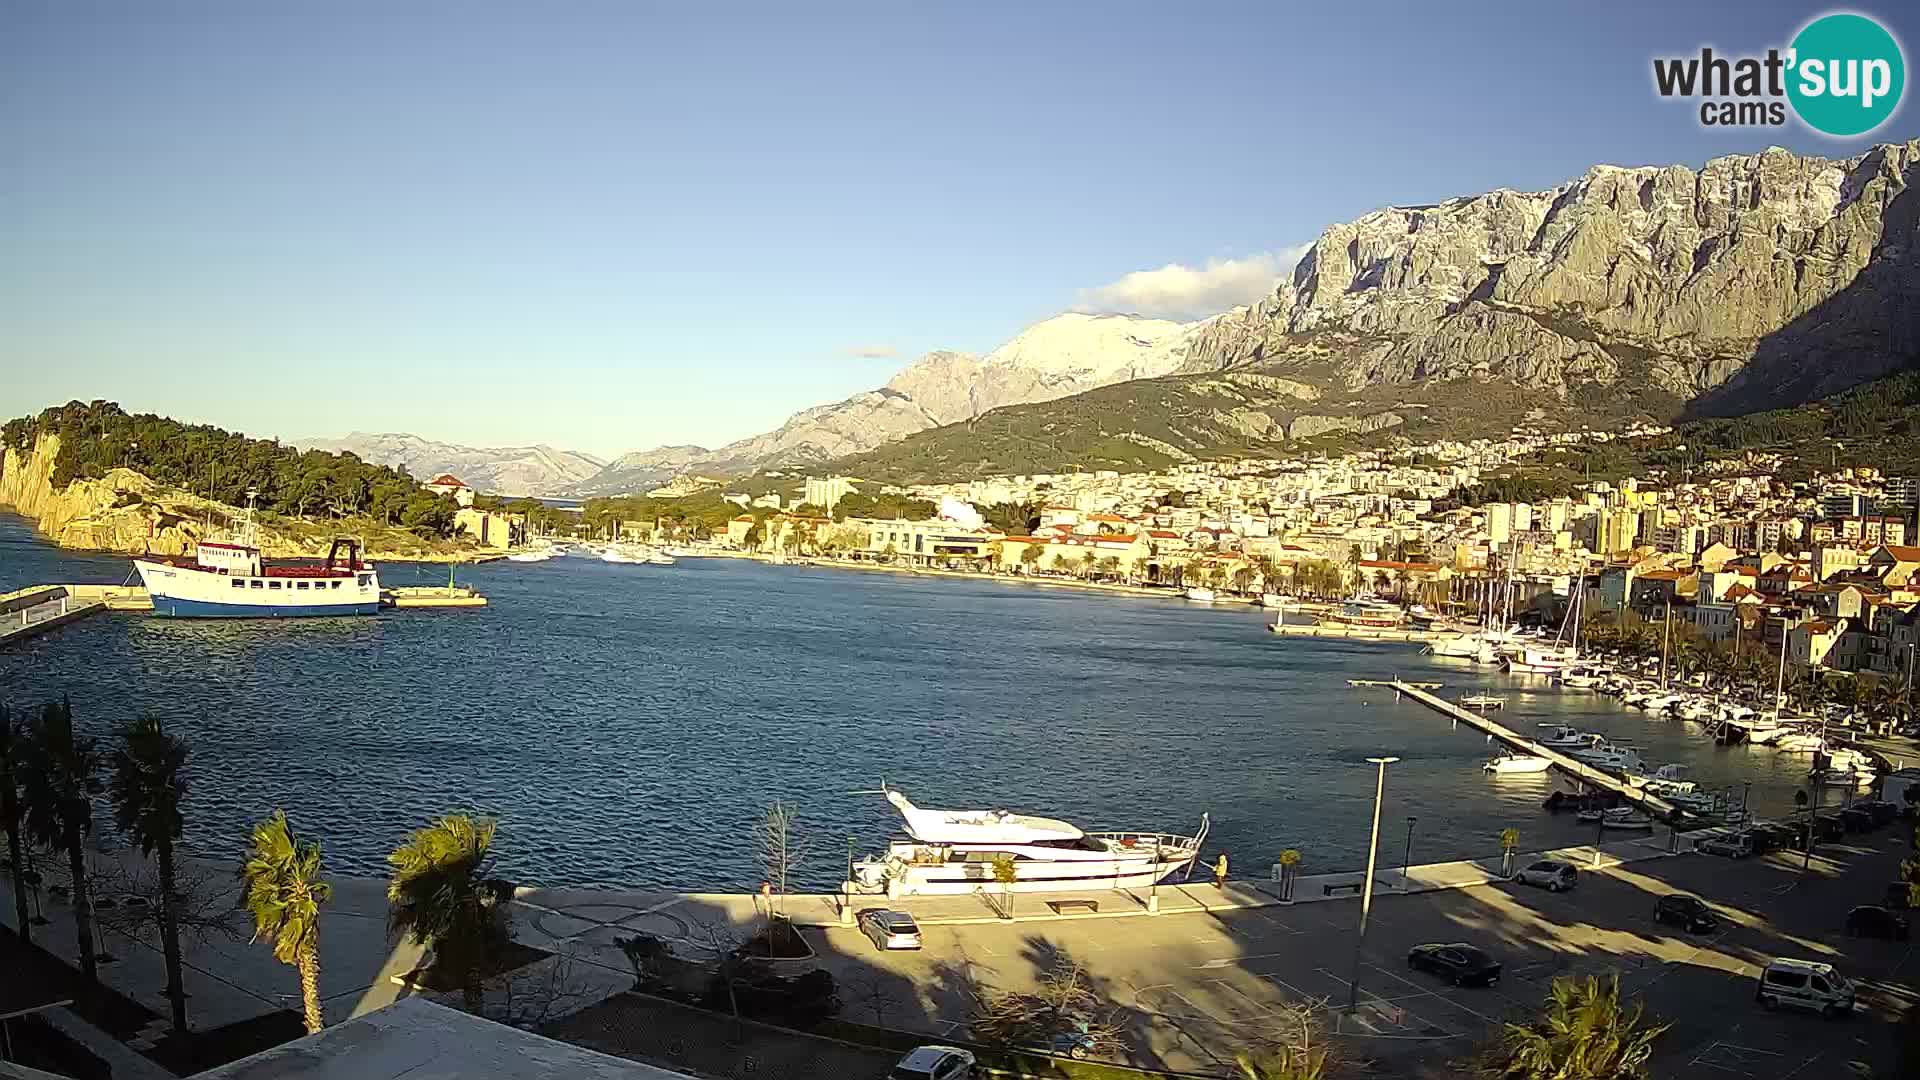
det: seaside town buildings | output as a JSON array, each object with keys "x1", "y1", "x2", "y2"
[{"x1": 698, "y1": 424, "x2": 1919, "y2": 691}]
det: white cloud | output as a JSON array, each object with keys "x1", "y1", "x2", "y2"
[
  {"x1": 843, "y1": 344, "x2": 900, "y2": 360},
  {"x1": 1074, "y1": 245, "x2": 1311, "y2": 320}
]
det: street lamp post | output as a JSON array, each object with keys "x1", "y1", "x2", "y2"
[
  {"x1": 1347, "y1": 756, "x2": 1400, "y2": 1015},
  {"x1": 1401, "y1": 817, "x2": 1417, "y2": 891}
]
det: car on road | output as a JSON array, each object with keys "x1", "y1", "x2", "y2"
[
  {"x1": 1845, "y1": 905, "x2": 1910, "y2": 941},
  {"x1": 858, "y1": 908, "x2": 924, "y2": 951},
  {"x1": 1857, "y1": 800, "x2": 1900, "y2": 826},
  {"x1": 1747, "y1": 822, "x2": 1799, "y2": 852},
  {"x1": 1697, "y1": 832, "x2": 1754, "y2": 858},
  {"x1": 1652, "y1": 893, "x2": 1717, "y2": 933},
  {"x1": 1837, "y1": 807, "x2": 1876, "y2": 834},
  {"x1": 1757, "y1": 958, "x2": 1855, "y2": 1018},
  {"x1": 1512, "y1": 859, "x2": 1578, "y2": 891},
  {"x1": 1407, "y1": 943, "x2": 1502, "y2": 987},
  {"x1": 890, "y1": 1046, "x2": 975, "y2": 1080}
]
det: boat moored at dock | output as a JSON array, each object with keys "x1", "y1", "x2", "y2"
[
  {"x1": 132, "y1": 495, "x2": 379, "y2": 618},
  {"x1": 851, "y1": 786, "x2": 1207, "y2": 897}
]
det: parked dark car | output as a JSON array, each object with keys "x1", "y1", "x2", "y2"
[
  {"x1": 1845, "y1": 905, "x2": 1910, "y2": 941},
  {"x1": 1811, "y1": 814, "x2": 1847, "y2": 841},
  {"x1": 1653, "y1": 893, "x2": 1718, "y2": 933},
  {"x1": 1407, "y1": 943, "x2": 1502, "y2": 987},
  {"x1": 1857, "y1": 800, "x2": 1900, "y2": 826},
  {"x1": 1838, "y1": 807, "x2": 1876, "y2": 834},
  {"x1": 1885, "y1": 882, "x2": 1914, "y2": 911},
  {"x1": 1746, "y1": 823, "x2": 1796, "y2": 853}
]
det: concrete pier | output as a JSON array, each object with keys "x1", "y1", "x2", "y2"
[
  {"x1": 1384, "y1": 680, "x2": 1678, "y2": 818},
  {"x1": 0, "y1": 585, "x2": 110, "y2": 648}
]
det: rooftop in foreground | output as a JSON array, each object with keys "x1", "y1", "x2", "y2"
[{"x1": 190, "y1": 998, "x2": 696, "y2": 1080}]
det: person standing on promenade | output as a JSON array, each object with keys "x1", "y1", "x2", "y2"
[{"x1": 1214, "y1": 853, "x2": 1229, "y2": 887}]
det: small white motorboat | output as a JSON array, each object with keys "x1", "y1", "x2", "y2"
[
  {"x1": 1535, "y1": 725, "x2": 1604, "y2": 750},
  {"x1": 1576, "y1": 807, "x2": 1654, "y2": 830},
  {"x1": 1185, "y1": 588, "x2": 1217, "y2": 603},
  {"x1": 1259, "y1": 593, "x2": 1288, "y2": 608},
  {"x1": 1461, "y1": 693, "x2": 1506, "y2": 709},
  {"x1": 1484, "y1": 753, "x2": 1553, "y2": 774}
]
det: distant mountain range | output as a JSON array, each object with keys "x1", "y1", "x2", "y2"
[
  {"x1": 834, "y1": 139, "x2": 1920, "y2": 481},
  {"x1": 293, "y1": 433, "x2": 606, "y2": 496},
  {"x1": 319, "y1": 139, "x2": 1920, "y2": 494}
]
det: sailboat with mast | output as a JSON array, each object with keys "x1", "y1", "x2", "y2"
[{"x1": 1504, "y1": 571, "x2": 1584, "y2": 674}]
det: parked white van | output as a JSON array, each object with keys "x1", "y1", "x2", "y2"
[{"x1": 1756, "y1": 958, "x2": 1855, "y2": 1017}]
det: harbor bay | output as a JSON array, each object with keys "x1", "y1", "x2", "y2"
[{"x1": 1, "y1": 513, "x2": 1827, "y2": 891}]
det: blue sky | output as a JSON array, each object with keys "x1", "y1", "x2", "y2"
[{"x1": 4, "y1": 1, "x2": 1916, "y2": 459}]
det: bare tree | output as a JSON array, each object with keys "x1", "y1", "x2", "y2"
[
  {"x1": 843, "y1": 968, "x2": 909, "y2": 1027},
  {"x1": 483, "y1": 946, "x2": 603, "y2": 1029},
  {"x1": 969, "y1": 956, "x2": 1127, "y2": 1058},
  {"x1": 759, "y1": 802, "x2": 803, "y2": 916},
  {"x1": 92, "y1": 855, "x2": 245, "y2": 950},
  {"x1": 687, "y1": 917, "x2": 750, "y2": 1029},
  {"x1": 1235, "y1": 997, "x2": 1350, "y2": 1079}
]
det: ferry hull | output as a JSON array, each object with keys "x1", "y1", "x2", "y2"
[
  {"x1": 135, "y1": 558, "x2": 381, "y2": 619},
  {"x1": 149, "y1": 596, "x2": 382, "y2": 618}
]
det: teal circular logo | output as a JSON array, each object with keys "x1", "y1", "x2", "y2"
[{"x1": 1788, "y1": 13, "x2": 1905, "y2": 137}]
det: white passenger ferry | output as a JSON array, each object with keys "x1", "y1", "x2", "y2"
[{"x1": 133, "y1": 495, "x2": 380, "y2": 618}]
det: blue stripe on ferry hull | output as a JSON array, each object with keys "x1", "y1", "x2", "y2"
[{"x1": 149, "y1": 596, "x2": 381, "y2": 618}]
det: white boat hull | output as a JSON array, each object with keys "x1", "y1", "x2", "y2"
[{"x1": 135, "y1": 559, "x2": 380, "y2": 618}]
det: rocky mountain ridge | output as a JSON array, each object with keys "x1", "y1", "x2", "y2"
[
  {"x1": 826, "y1": 141, "x2": 1920, "y2": 481},
  {"x1": 568, "y1": 313, "x2": 1212, "y2": 493},
  {"x1": 296, "y1": 432, "x2": 606, "y2": 496},
  {"x1": 1179, "y1": 140, "x2": 1920, "y2": 413}
]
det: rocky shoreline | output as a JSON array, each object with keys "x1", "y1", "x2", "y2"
[{"x1": 0, "y1": 434, "x2": 489, "y2": 564}]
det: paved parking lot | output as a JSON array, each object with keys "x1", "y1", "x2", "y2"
[{"x1": 806, "y1": 830, "x2": 1916, "y2": 1077}]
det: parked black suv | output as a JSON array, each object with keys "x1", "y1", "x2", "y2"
[
  {"x1": 1654, "y1": 893, "x2": 1718, "y2": 933},
  {"x1": 1838, "y1": 807, "x2": 1877, "y2": 834},
  {"x1": 1845, "y1": 905, "x2": 1911, "y2": 941}
]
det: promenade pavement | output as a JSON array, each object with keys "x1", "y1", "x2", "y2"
[{"x1": 3, "y1": 828, "x2": 1909, "y2": 1078}]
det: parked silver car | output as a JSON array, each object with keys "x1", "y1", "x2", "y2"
[
  {"x1": 891, "y1": 1046, "x2": 974, "y2": 1080},
  {"x1": 1513, "y1": 859, "x2": 1578, "y2": 892},
  {"x1": 859, "y1": 908, "x2": 924, "y2": 950}
]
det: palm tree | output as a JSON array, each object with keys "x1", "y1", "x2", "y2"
[
  {"x1": 239, "y1": 810, "x2": 332, "y2": 1034},
  {"x1": 20, "y1": 699, "x2": 104, "y2": 983},
  {"x1": 1484, "y1": 973, "x2": 1668, "y2": 1079},
  {"x1": 386, "y1": 815, "x2": 512, "y2": 1015},
  {"x1": 1078, "y1": 552, "x2": 1097, "y2": 580},
  {"x1": 1018, "y1": 545, "x2": 1042, "y2": 575},
  {"x1": 108, "y1": 715, "x2": 191, "y2": 1032},
  {"x1": 0, "y1": 705, "x2": 31, "y2": 943}
]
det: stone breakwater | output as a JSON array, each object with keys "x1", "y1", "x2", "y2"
[{"x1": 0, "y1": 433, "x2": 482, "y2": 563}]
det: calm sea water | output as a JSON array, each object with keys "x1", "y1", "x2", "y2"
[{"x1": 0, "y1": 513, "x2": 1826, "y2": 891}]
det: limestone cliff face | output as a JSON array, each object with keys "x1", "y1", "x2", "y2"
[
  {"x1": 0, "y1": 434, "x2": 470, "y2": 561},
  {"x1": 1181, "y1": 141, "x2": 1920, "y2": 413}
]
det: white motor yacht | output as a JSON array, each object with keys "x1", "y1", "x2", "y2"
[
  {"x1": 1535, "y1": 725, "x2": 1605, "y2": 750},
  {"x1": 1185, "y1": 588, "x2": 1217, "y2": 603},
  {"x1": 1569, "y1": 744, "x2": 1646, "y2": 773},
  {"x1": 851, "y1": 787, "x2": 1208, "y2": 897},
  {"x1": 1460, "y1": 693, "x2": 1506, "y2": 709},
  {"x1": 1771, "y1": 733, "x2": 1828, "y2": 754},
  {"x1": 1484, "y1": 753, "x2": 1553, "y2": 774}
]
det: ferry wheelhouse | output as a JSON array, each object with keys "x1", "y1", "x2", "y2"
[
  {"x1": 133, "y1": 496, "x2": 380, "y2": 618},
  {"x1": 852, "y1": 787, "x2": 1208, "y2": 897}
]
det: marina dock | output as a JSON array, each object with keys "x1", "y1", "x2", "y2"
[
  {"x1": 382, "y1": 585, "x2": 488, "y2": 607},
  {"x1": 0, "y1": 584, "x2": 111, "y2": 648},
  {"x1": 1268, "y1": 621, "x2": 1444, "y2": 642},
  {"x1": 1384, "y1": 680, "x2": 1678, "y2": 819}
]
